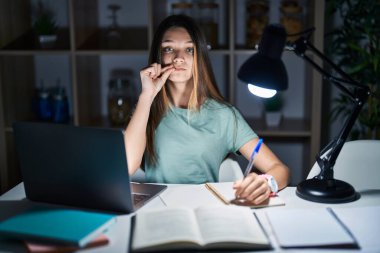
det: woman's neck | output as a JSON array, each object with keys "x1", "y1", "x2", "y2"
[{"x1": 168, "y1": 81, "x2": 193, "y2": 108}]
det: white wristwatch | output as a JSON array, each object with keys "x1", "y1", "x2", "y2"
[{"x1": 260, "y1": 174, "x2": 278, "y2": 194}]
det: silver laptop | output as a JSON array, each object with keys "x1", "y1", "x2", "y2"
[{"x1": 13, "y1": 122, "x2": 166, "y2": 214}]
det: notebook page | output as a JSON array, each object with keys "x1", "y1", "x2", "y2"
[
  {"x1": 266, "y1": 208, "x2": 356, "y2": 248},
  {"x1": 159, "y1": 185, "x2": 223, "y2": 208},
  {"x1": 333, "y1": 205, "x2": 380, "y2": 251}
]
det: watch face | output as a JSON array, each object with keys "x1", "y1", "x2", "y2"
[
  {"x1": 268, "y1": 176, "x2": 279, "y2": 193},
  {"x1": 260, "y1": 174, "x2": 279, "y2": 193}
]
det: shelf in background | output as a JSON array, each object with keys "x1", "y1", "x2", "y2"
[
  {"x1": 1, "y1": 29, "x2": 71, "y2": 51},
  {"x1": 3, "y1": 118, "x2": 75, "y2": 132},
  {"x1": 79, "y1": 116, "x2": 125, "y2": 130},
  {"x1": 208, "y1": 49, "x2": 230, "y2": 55},
  {"x1": 234, "y1": 49, "x2": 316, "y2": 57},
  {"x1": 74, "y1": 50, "x2": 148, "y2": 55},
  {"x1": 0, "y1": 50, "x2": 71, "y2": 56},
  {"x1": 76, "y1": 28, "x2": 148, "y2": 51},
  {"x1": 247, "y1": 118, "x2": 311, "y2": 138}
]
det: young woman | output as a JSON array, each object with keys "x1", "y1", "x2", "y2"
[{"x1": 125, "y1": 15, "x2": 289, "y2": 204}]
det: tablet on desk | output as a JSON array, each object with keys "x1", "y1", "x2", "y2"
[{"x1": 13, "y1": 122, "x2": 166, "y2": 214}]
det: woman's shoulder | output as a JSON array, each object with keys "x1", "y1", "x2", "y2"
[
  {"x1": 203, "y1": 98, "x2": 231, "y2": 110},
  {"x1": 202, "y1": 99, "x2": 240, "y2": 118}
]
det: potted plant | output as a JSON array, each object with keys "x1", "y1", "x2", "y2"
[
  {"x1": 33, "y1": 1, "x2": 58, "y2": 48},
  {"x1": 263, "y1": 93, "x2": 283, "y2": 127},
  {"x1": 327, "y1": 0, "x2": 380, "y2": 139}
]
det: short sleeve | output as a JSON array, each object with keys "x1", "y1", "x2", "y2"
[{"x1": 226, "y1": 107, "x2": 258, "y2": 153}]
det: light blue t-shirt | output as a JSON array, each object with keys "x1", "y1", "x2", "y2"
[{"x1": 145, "y1": 99, "x2": 257, "y2": 184}]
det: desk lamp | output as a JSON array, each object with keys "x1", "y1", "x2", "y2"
[{"x1": 238, "y1": 24, "x2": 370, "y2": 203}]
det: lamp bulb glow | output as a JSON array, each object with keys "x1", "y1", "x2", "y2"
[{"x1": 247, "y1": 84, "x2": 277, "y2": 98}]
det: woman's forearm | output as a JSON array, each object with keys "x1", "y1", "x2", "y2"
[
  {"x1": 265, "y1": 163, "x2": 290, "y2": 190},
  {"x1": 239, "y1": 139, "x2": 290, "y2": 190},
  {"x1": 124, "y1": 94, "x2": 154, "y2": 174}
]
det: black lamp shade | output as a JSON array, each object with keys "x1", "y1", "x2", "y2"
[
  {"x1": 237, "y1": 24, "x2": 288, "y2": 91},
  {"x1": 237, "y1": 54, "x2": 288, "y2": 91}
]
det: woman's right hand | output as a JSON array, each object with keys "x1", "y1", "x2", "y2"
[{"x1": 140, "y1": 63, "x2": 175, "y2": 100}]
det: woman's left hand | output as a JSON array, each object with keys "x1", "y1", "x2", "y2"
[{"x1": 233, "y1": 173, "x2": 271, "y2": 205}]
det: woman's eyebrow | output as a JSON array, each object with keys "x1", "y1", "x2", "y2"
[{"x1": 161, "y1": 40, "x2": 193, "y2": 44}]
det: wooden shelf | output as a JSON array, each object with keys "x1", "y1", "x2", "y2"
[
  {"x1": 76, "y1": 28, "x2": 149, "y2": 51},
  {"x1": 0, "y1": 50, "x2": 71, "y2": 56},
  {"x1": 208, "y1": 49, "x2": 230, "y2": 55},
  {"x1": 74, "y1": 50, "x2": 148, "y2": 55},
  {"x1": 1, "y1": 29, "x2": 71, "y2": 51},
  {"x1": 4, "y1": 119, "x2": 75, "y2": 132},
  {"x1": 247, "y1": 118, "x2": 311, "y2": 138},
  {"x1": 79, "y1": 116, "x2": 125, "y2": 129}
]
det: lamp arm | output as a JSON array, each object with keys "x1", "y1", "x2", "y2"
[
  {"x1": 289, "y1": 40, "x2": 358, "y2": 101},
  {"x1": 290, "y1": 38, "x2": 368, "y2": 89},
  {"x1": 316, "y1": 89, "x2": 368, "y2": 180},
  {"x1": 301, "y1": 54, "x2": 357, "y2": 101},
  {"x1": 289, "y1": 37, "x2": 371, "y2": 180},
  {"x1": 305, "y1": 41, "x2": 359, "y2": 85}
]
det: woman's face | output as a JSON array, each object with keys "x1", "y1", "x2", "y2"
[{"x1": 161, "y1": 27, "x2": 194, "y2": 84}]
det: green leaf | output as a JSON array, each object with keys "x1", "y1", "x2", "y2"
[
  {"x1": 263, "y1": 93, "x2": 283, "y2": 112},
  {"x1": 326, "y1": 0, "x2": 380, "y2": 138}
]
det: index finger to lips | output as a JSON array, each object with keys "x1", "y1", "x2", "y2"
[
  {"x1": 161, "y1": 64, "x2": 174, "y2": 72},
  {"x1": 155, "y1": 64, "x2": 161, "y2": 78}
]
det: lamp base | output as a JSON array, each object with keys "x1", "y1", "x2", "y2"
[{"x1": 296, "y1": 178, "x2": 359, "y2": 203}]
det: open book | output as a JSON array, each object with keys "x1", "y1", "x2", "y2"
[
  {"x1": 206, "y1": 182, "x2": 285, "y2": 208},
  {"x1": 131, "y1": 205, "x2": 271, "y2": 252}
]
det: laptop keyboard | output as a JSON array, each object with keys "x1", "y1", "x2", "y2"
[{"x1": 132, "y1": 193, "x2": 151, "y2": 205}]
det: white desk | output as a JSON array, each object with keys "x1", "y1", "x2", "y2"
[{"x1": 1, "y1": 183, "x2": 380, "y2": 253}]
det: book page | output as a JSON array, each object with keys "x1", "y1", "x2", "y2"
[
  {"x1": 206, "y1": 182, "x2": 285, "y2": 208},
  {"x1": 132, "y1": 208, "x2": 203, "y2": 250},
  {"x1": 195, "y1": 206, "x2": 269, "y2": 247},
  {"x1": 266, "y1": 208, "x2": 357, "y2": 248}
]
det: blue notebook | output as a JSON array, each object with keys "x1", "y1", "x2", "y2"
[{"x1": 0, "y1": 208, "x2": 116, "y2": 247}]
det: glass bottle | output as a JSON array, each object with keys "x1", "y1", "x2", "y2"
[
  {"x1": 246, "y1": 0, "x2": 269, "y2": 48},
  {"x1": 108, "y1": 78, "x2": 134, "y2": 127},
  {"x1": 52, "y1": 85, "x2": 69, "y2": 123},
  {"x1": 196, "y1": 0, "x2": 219, "y2": 49},
  {"x1": 106, "y1": 4, "x2": 122, "y2": 48},
  {"x1": 34, "y1": 80, "x2": 52, "y2": 121},
  {"x1": 171, "y1": 1, "x2": 193, "y2": 16},
  {"x1": 280, "y1": 0, "x2": 304, "y2": 42}
]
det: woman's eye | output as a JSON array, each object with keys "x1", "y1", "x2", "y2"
[
  {"x1": 186, "y1": 47, "x2": 194, "y2": 54},
  {"x1": 162, "y1": 47, "x2": 173, "y2": 53}
]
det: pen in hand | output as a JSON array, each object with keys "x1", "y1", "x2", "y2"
[{"x1": 243, "y1": 138, "x2": 263, "y2": 177}]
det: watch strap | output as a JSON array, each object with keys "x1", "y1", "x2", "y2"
[{"x1": 259, "y1": 174, "x2": 279, "y2": 196}]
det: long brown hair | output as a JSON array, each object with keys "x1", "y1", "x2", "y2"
[{"x1": 146, "y1": 15, "x2": 226, "y2": 164}]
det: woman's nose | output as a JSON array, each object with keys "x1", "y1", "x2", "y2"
[{"x1": 173, "y1": 53, "x2": 185, "y2": 64}]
